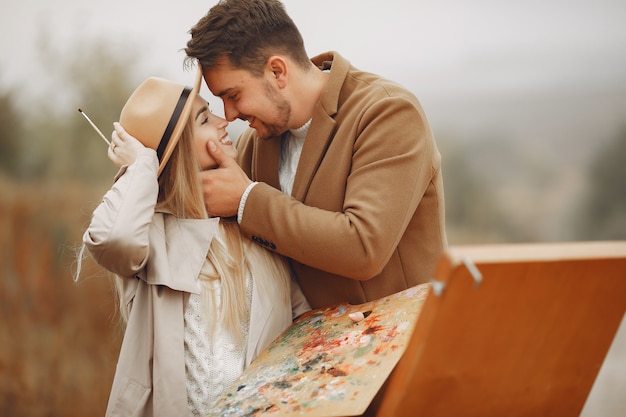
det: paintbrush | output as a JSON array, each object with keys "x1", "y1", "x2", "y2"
[{"x1": 78, "y1": 108, "x2": 111, "y2": 146}]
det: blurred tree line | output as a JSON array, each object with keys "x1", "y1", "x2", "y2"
[
  {"x1": 0, "y1": 39, "x2": 143, "y2": 182},
  {"x1": 0, "y1": 39, "x2": 147, "y2": 416},
  {"x1": 0, "y1": 37, "x2": 625, "y2": 242},
  {"x1": 439, "y1": 127, "x2": 626, "y2": 242},
  {"x1": 577, "y1": 126, "x2": 626, "y2": 240},
  {"x1": 1, "y1": 32, "x2": 625, "y2": 417}
]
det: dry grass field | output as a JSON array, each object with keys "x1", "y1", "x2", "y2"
[
  {"x1": 1, "y1": 175, "x2": 624, "y2": 415},
  {"x1": 0, "y1": 178, "x2": 120, "y2": 416}
]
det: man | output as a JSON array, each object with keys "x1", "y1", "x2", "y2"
[{"x1": 184, "y1": 0, "x2": 447, "y2": 310}]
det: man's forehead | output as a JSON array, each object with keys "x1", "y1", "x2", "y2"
[
  {"x1": 202, "y1": 62, "x2": 245, "y2": 96},
  {"x1": 205, "y1": 70, "x2": 263, "y2": 101},
  {"x1": 202, "y1": 67, "x2": 232, "y2": 96}
]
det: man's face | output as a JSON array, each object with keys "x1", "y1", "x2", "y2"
[{"x1": 203, "y1": 62, "x2": 291, "y2": 139}]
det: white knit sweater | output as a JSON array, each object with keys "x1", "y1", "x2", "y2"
[{"x1": 183, "y1": 244, "x2": 253, "y2": 416}]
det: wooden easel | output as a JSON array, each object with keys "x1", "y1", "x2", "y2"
[{"x1": 377, "y1": 241, "x2": 626, "y2": 417}]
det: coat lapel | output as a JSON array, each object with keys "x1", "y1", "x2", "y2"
[
  {"x1": 251, "y1": 52, "x2": 350, "y2": 202},
  {"x1": 291, "y1": 52, "x2": 348, "y2": 202},
  {"x1": 290, "y1": 112, "x2": 336, "y2": 201},
  {"x1": 246, "y1": 285, "x2": 272, "y2": 365},
  {"x1": 151, "y1": 216, "x2": 219, "y2": 294},
  {"x1": 253, "y1": 136, "x2": 282, "y2": 189}
]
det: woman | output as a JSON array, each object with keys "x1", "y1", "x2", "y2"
[{"x1": 76, "y1": 67, "x2": 310, "y2": 417}]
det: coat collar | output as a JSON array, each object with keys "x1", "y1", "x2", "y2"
[
  {"x1": 248, "y1": 51, "x2": 351, "y2": 201},
  {"x1": 253, "y1": 135, "x2": 282, "y2": 189},
  {"x1": 312, "y1": 51, "x2": 350, "y2": 116},
  {"x1": 291, "y1": 51, "x2": 349, "y2": 201},
  {"x1": 145, "y1": 215, "x2": 220, "y2": 294}
]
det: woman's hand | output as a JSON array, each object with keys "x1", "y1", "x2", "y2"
[{"x1": 108, "y1": 122, "x2": 145, "y2": 167}]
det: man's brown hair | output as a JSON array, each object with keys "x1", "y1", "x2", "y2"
[{"x1": 185, "y1": 0, "x2": 311, "y2": 76}]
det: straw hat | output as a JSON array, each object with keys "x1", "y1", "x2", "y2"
[{"x1": 119, "y1": 66, "x2": 203, "y2": 176}]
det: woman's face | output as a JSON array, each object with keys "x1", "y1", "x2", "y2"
[{"x1": 190, "y1": 95, "x2": 238, "y2": 170}]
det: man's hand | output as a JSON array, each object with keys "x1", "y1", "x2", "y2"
[{"x1": 201, "y1": 140, "x2": 252, "y2": 218}]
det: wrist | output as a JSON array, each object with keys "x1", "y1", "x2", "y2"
[{"x1": 237, "y1": 181, "x2": 258, "y2": 224}]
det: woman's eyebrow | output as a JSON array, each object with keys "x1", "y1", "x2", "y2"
[{"x1": 195, "y1": 105, "x2": 209, "y2": 121}]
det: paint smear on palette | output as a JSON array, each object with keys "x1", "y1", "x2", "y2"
[{"x1": 206, "y1": 283, "x2": 431, "y2": 417}]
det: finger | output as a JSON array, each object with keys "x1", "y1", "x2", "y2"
[
  {"x1": 114, "y1": 122, "x2": 145, "y2": 150},
  {"x1": 206, "y1": 140, "x2": 232, "y2": 168},
  {"x1": 113, "y1": 121, "x2": 126, "y2": 134},
  {"x1": 348, "y1": 310, "x2": 372, "y2": 323},
  {"x1": 107, "y1": 144, "x2": 117, "y2": 162},
  {"x1": 110, "y1": 130, "x2": 120, "y2": 148},
  {"x1": 349, "y1": 312, "x2": 365, "y2": 322},
  {"x1": 113, "y1": 122, "x2": 132, "y2": 142}
]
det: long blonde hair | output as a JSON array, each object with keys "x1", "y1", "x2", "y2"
[
  {"x1": 158, "y1": 121, "x2": 291, "y2": 344},
  {"x1": 80, "y1": 118, "x2": 290, "y2": 344}
]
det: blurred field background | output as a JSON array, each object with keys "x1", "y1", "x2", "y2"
[{"x1": 1, "y1": 0, "x2": 625, "y2": 415}]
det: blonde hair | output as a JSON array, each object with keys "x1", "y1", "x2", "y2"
[
  {"x1": 156, "y1": 122, "x2": 206, "y2": 219},
  {"x1": 199, "y1": 220, "x2": 291, "y2": 345},
  {"x1": 78, "y1": 117, "x2": 291, "y2": 344}
]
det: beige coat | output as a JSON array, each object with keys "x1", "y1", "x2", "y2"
[
  {"x1": 83, "y1": 149, "x2": 310, "y2": 417},
  {"x1": 237, "y1": 52, "x2": 447, "y2": 309}
]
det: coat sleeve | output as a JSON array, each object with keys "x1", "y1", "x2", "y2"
[{"x1": 83, "y1": 148, "x2": 160, "y2": 277}]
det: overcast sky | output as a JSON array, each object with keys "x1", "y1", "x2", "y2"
[
  {"x1": 1, "y1": 0, "x2": 625, "y2": 150},
  {"x1": 3, "y1": 0, "x2": 625, "y2": 99}
]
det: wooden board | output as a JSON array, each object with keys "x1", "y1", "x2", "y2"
[
  {"x1": 377, "y1": 241, "x2": 626, "y2": 417},
  {"x1": 205, "y1": 284, "x2": 431, "y2": 417}
]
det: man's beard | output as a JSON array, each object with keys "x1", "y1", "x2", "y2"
[{"x1": 254, "y1": 80, "x2": 291, "y2": 139}]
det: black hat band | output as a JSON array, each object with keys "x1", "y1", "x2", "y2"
[{"x1": 156, "y1": 86, "x2": 192, "y2": 160}]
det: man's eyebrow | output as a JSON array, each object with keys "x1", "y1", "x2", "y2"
[
  {"x1": 195, "y1": 104, "x2": 208, "y2": 121},
  {"x1": 216, "y1": 87, "x2": 233, "y2": 98}
]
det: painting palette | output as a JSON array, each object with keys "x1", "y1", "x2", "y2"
[{"x1": 206, "y1": 283, "x2": 431, "y2": 416}]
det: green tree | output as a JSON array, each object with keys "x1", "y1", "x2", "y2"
[
  {"x1": 440, "y1": 135, "x2": 526, "y2": 244},
  {"x1": 20, "y1": 37, "x2": 150, "y2": 181},
  {"x1": 577, "y1": 127, "x2": 626, "y2": 240},
  {"x1": 0, "y1": 84, "x2": 25, "y2": 177}
]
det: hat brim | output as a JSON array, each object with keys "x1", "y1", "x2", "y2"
[{"x1": 157, "y1": 65, "x2": 203, "y2": 177}]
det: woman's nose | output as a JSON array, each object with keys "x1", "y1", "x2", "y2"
[{"x1": 215, "y1": 114, "x2": 229, "y2": 129}]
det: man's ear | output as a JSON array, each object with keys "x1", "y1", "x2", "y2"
[{"x1": 267, "y1": 56, "x2": 288, "y2": 88}]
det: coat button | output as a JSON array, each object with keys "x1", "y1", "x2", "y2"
[{"x1": 252, "y1": 235, "x2": 276, "y2": 250}]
